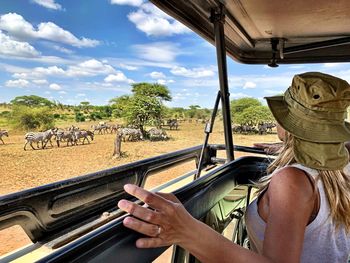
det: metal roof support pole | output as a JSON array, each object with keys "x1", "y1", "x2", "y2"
[{"x1": 211, "y1": 6, "x2": 234, "y2": 161}]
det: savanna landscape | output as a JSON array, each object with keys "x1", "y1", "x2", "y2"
[{"x1": 0, "y1": 88, "x2": 277, "y2": 258}]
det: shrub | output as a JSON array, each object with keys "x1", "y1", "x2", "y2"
[
  {"x1": 11, "y1": 106, "x2": 55, "y2": 130},
  {"x1": 0, "y1": 111, "x2": 11, "y2": 118},
  {"x1": 89, "y1": 112, "x2": 103, "y2": 120},
  {"x1": 75, "y1": 112, "x2": 86, "y2": 122}
]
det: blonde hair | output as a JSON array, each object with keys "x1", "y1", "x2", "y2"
[{"x1": 257, "y1": 132, "x2": 350, "y2": 232}]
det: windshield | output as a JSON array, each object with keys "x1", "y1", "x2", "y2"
[{"x1": 1, "y1": 0, "x2": 350, "y2": 259}]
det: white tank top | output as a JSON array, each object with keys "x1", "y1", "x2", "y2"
[{"x1": 245, "y1": 163, "x2": 350, "y2": 263}]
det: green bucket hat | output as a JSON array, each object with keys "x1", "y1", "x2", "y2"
[{"x1": 265, "y1": 72, "x2": 350, "y2": 170}]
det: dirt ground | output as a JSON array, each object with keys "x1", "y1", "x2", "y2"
[{"x1": 0, "y1": 121, "x2": 278, "y2": 258}]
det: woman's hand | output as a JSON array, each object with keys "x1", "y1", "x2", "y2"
[{"x1": 117, "y1": 184, "x2": 196, "y2": 248}]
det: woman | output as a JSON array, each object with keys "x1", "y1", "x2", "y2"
[{"x1": 118, "y1": 72, "x2": 350, "y2": 263}]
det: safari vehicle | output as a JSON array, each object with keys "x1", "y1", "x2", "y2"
[{"x1": 1, "y1": 0, "x2": 350, "y2": 262}]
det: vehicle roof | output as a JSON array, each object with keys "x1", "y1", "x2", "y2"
[{"x1": 150, "y1": 0, "x2": 350, "y2": 65}]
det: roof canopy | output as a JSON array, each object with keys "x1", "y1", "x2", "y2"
[{"x1": 150, "y1": 0, "x2": 350, "y2": 65}]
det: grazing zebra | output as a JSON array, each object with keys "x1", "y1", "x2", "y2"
[
  {"x1": 91, "y1": 124, "x2": 107, "y2": 135},
  {"x1": 110, "y1": 124, "x2": 121, "y2": 133},
  {"x1": 0, "y1": 130, "x2": 8, "y2": 144},
  {"x1": 167, "y1": 119, "x2": 179, "y2": 130},
  {"x1": 118, "y1": 128, "x2": 143, "y2": 142},
  {"x1": 55, "y1": 130, "x2": 76, "y2": 147},
  {"x1": 24, "y1": 128, "x2": 56, "y2": 150},
  {"x1": 148, "y1": 128, "x2": 168, "y2": 141},
  {"x1": 68, "y1": 125, "x2": 80, "y2": 132},
  {"x1": 74, "y1": 130, "x2": 94, "y2": 145}
]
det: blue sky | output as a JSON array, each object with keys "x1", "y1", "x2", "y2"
[{"x1": 1, "y1": 0, "x2": 350, "y2": 108}]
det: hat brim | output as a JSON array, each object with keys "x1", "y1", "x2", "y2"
[{"x1": 265, "y1": 96, "x2": 350, "y2": 143}]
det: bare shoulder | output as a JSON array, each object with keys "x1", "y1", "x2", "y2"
[{"x1": 267, "y1": 166, "x2": 315, "y2": 204}]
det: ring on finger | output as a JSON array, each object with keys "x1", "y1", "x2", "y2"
[{"x1": 156, "y1": 225, "x2": 162, "y2": 236}]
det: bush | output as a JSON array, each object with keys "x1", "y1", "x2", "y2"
[
  {"x1": 75, "y1": 112, "x2": 86, "y2": 122},
  {"x1": 89, "y1": 112, "x2": 103, "y2": 120},
  {"x1": 11, "y1": 106, "x2": 55, "y2": 130},
  {"x1": 53, "y1": 113, "x2": 61, "y2": 119},
  {"x1": 0, "y1": 111, "x2": 11, "y2": 118}
]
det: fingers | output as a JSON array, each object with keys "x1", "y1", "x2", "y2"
[
  {"x1": 118, "y1": 199, "x2": 161, "y2": 225},
  {"x1": 123, "y1": 216, "x2": 161, "y2": 238},
  {"x1": 124, "y1": 184, "x2": 169, "y2": 210},
  {"x1": 156, "y1": 192, "x2": 181, "y2": 203},
  {"x1": 135, "y1": 237, "x2": 167, "y2": 248},
  {"x1": 253, "y1": 143, "x2": 264, "y2": 148}
]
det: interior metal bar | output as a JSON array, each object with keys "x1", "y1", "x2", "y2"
[
  {"x1": 224, "y1": 10, "x2": 255, "y2": 48},
  {"x1": 211, "y1": 5, "x2": 235, "y2": 162},
  {"x1": 284, "y1": 36, "x2": 350, "y2": 55},
  {"x1": 195, "y1": 91, "x2": 221, "y2": 179}
]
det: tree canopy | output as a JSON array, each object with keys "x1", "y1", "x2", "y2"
[
  {"x1": 230, "y1": 97, "x2": 261, "y2": 115},
  {"x1": 230, "y1": 97, "x2": 274, "y2": 125},
  {"x1": 110, "y1": 82, "x2": 172, "y2": 133},
  {"x1": 11, "y1": 95, "x2": 54, "y2": 107},
  {"x1": 131, "y1": 82, "x2": 172, "y2": 101}
]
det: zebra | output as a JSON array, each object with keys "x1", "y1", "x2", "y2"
[
  {"x1": 91, "y1": 124, "x2": 107, "y2": 135},
  {"x1": 147, "y1": 128, "x2": 168, "y2": 141},
  {"x1": 0, "y1": 130, "x2": 8, "y2": 144},
  {"x1": 24, "y1": 128, "x2": 56, "y2": 150},
  {"x1": 118, "y1": 128, "x2": 143, "y2": 142},
  {"x1": 110, "y1": 124, "x2": 120, "y2": 134},
  {"x1": 74, "y1": 130, "x2": 94, "y2": 145},
  {"x1": 167, "y1": 119, "x2": 179, "y2": 130},
  {"x1": 55, "y1": 130, "x2": 76, "y2": 147},
  {"x1": 258, "y1": 123, "x2": 268, "y2": 135}
]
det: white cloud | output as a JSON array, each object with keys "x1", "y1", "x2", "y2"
[
  {"x1": 32, "y1": 79, "x2": 48, "y2": 85},
  {"x1": 49, "y1": 83, "x2": 61, "y2": 90},
  {"x1": 150, "y1": 71, "x2": 165, "y2": 79},
  {"x1": 133, "y1": 42, "x2": 181, "y2": 62},
  {"x1": 128, "y1": 3, "x2": 190, "y2": 37},
  {"x1": 32, "y1": 0, "x2": 62, "y2": 10},
  {"x1": 156, "y1": 79, "x2": 166, "y2": 85},
  {"x1": 76, "y1": 93, "x2": 86, "y2": 97},
  {"x1": 66, "y1": 59, "x2": 115, "y2": 77},
  {"x1": 119, "y1": 63, "x2": 138, "y2": 70},
  {"x1": 58, "y1": 90, "x2": 66, "y2": 94},
  {"x1": 243, "y1": 81, "x2": 256, "y2": 89},
  {"x1": 52, "y1": 45, "x2": 74, "y2": 54},
  {"x1": 110, "y1": 0, "x2": 143, "y2": 6},
  {"x1": 11, "y1": 59, "x2": 117, "y2": 79},
  {"x1": 170, "y1": 66, "x2": 215, "y2": 78},
  {"x1": 0, "y1": 30, "x2": 40, "y2": 58},
  {"x1": 155, "y1": 79, "x2": 174, "y2": 85},
  {"x1": 104, "y1": 72, "x2": 134, "y2": 83},
  {"x1": 0, "y1": 13, "x2": 99, "y2": 47},
  {"x1": 5, "y1": 79, "x2": 29, "y2": 87}
]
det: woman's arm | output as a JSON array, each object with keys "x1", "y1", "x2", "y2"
[{"x1": 118, "y1": 167, "x2": 315, "y2": 263}]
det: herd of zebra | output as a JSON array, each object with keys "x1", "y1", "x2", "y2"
[
  {"x1": 23, "y1": 126, "x2": 95, "y2": 150},
  {"x1": 0, "y1": 122, "x2": 170, "y2": 150},
  {"x1": 232, "y1": 122, "x2": 276, "y2": 135}
]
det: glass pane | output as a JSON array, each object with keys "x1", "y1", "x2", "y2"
[{"x1": 143, "y1": 159, "x2": 197, "y2": 192}]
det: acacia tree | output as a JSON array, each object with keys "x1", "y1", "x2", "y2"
[
  {"x1": 230, "y1": 97, "x2": 261, "y2": 116},
  {"x1": 11, "y1": 95, "x2": 54, "y2": 107},
  {"x1": 110, "y1": 83, "x2": 172, "y2": 134},
  {"x1": 235, "y1": 105, "x2": 274, "y2": 126}
]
